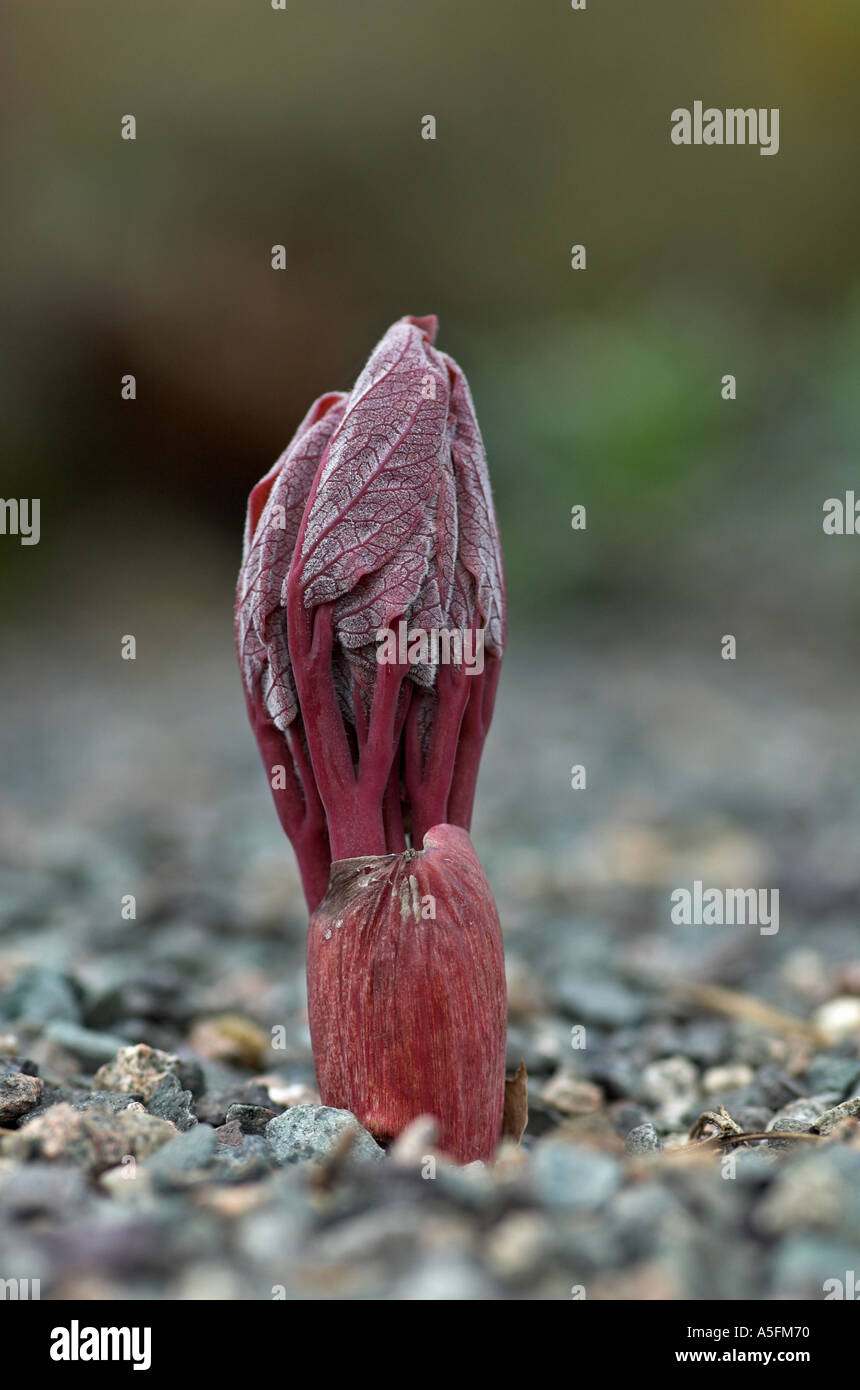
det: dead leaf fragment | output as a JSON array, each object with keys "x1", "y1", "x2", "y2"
[{"x1": 502, "y1": 1060, "x2": 528, "y2": 1144}]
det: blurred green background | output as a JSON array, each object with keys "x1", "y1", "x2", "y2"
[{"x1": 2, "y1": 0, "x2": 859, "y2": 641}]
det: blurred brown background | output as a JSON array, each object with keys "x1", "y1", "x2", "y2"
[{"x1": 2, "y1": 0, "x2": 859, "y2": 644}]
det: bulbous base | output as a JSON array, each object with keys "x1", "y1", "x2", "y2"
[{"x1": 306, "y1": 824, "x2": 507, "y2": 1164}]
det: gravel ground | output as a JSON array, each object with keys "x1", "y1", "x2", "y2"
[{"x1": 1, "y1": 598, "x2": 859, "y2": 1300}]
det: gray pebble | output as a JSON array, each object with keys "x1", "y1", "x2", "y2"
[
  {"x1": 640, "y1": 1056, "x2": 699, "y2": 1127},
  {"x1": 552, "y1": 975, "x2": 647, "y2": 1028},
  {"x1": 214, "y1": 1131, "x2": 277, "y2": 1182},
  {"x1": 764, "y1": 1117, "x2": 816, "y2": 1150},
  {"x1": 196, "y1": 1081, "x2": 275, "y2": 1128},
  {"x1": 143, "y1": 1123, "x2": 218, "y2": 1186},
  {"x1": 768, "y1": 1096, "x2": 832, "y2": 1130},
  {"x1": 812, "y1": 1096, "x2": 860, "y2": 1135},
  {"x1": 613, "y1": 1182, "x2": 683, "y2": 1259},
  {"x1": 395, "y1": 1255, "x2": 495, "y2": 1301},
  {"x1": 531, "y1": 1142, "x2": 620, "y2": 1209},
  {"x1": 734, "y1": 1106, "x2": 774, "y2": 1134},
  {"x1": 754, "y1": 1066, "x2": 805, "y2": 1111},
  {"x1": 675, "y1": 1020, "x2": 730, "y2": 1067},
  {"x1": 607, "y1": 1101, "x2": 652, "y2": 1135},
  {"x1": 626, "y1": 1122, "x2": 663, "y2": 1155},
  {"x1": 148, "y1": 1073, "x2": 197, "y2": 1132},
  {"x1": 584, "y1": 1054, "x2": 639, "y2": 1099},
  {"x1": 225, "y1": 1103, "x2": 277, "y2": 1136},
  {"x1": 265, "y1": 1105, "x2": 384, "y2": 1166},
  {"x1": 805, "y1": 1055, "x2": 860, "y2": 1100},
  {"x1": 19, "y1": 1089, "x2": 144, "y2": 1126},
  {"x1": 43, "y1": 1020, "x2": 132, "y2": 1066},
  {"x1": 0, "y1": 1161, "x2": 91, "y2": 1222},
  {"x1": 1, "y1": 968, "x2": 81, "y2": 1025}
]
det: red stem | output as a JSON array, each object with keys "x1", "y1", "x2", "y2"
[{"x1": 447, "y1": 653, "x2": 502, "y2": 829}]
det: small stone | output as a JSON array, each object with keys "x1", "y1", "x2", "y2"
[
  {"x1": 0, "y1": 1070, "x2": 42, "y2": 1123},
  {"x1": 612, "y1": 1183, "x2": 684, "y2": 1260},
  {"x1": 813, "y1": 997, "x2": 860, "y2": 1043},
  {"x1": 662, "y1": 1131, "x2": 693, "y2": 1151},
  {"x1": 214, "y1": 1132, "x2": 276, "y2": 1182},
  {"x1": 143, "y1": 1123, "x2": 218, "y2": 1187},
  {"x1": 505, "y1": 1018, "x2": 574, "y2": 1075},
  {"x1": 388, "y1": 1115, "x2": 441, "y2": 1169},
  {"x1": 812, "y1": 1096, "x2": 860, "y2": 1135},
  {"x1": 214, "y1": 1116, "x2": 241, "y2": 1145},
  {"x1": 196, "y1": 1080, "x2": 277, "y2": 1127},
  {"x1": 309, "y1": 1204, "x2": 433, "y2": 1265},
  {"x1": 20, "y1": 1090, "x2": 144, "y2": 1125},
  {"x1": 768, "y1": 1097, "x2": 830, "y2": 1131},
  {"x1": 762, "y1": 1118, "x2": 816, "y2": 1152},
  {"x1": 189, "y1": 1015, "x2": 270, "y2": 1070},
  {"x1": 484, "y1": 1211, "x2": 549, "y2": 1278},
  {"x1": 505, "y1": 955, "x2": 546, "y2": 1016},
  {"x1": 729, "y1": 1105, "x2": 772, "y2": 1134},
  {"x1": 702, "y1": 1064, "x2": 754, "y2": 1095},
  {"x1": 805, "y1": 1054, "x2": 860, "y2": 1099},
  {"x1": 676, "y1": 1020, "x2": 730, "y2": 1067},
  {"x1": 265, "y1": 1105, "x2": 384, "y2": 1165},
  {"x1": 589, "y1": 1261, "x2": 681, "y2": 1301},
  {"x1": 585, "y1": 1054, "x2": 639, "y2": 1099},
  {"x1": 625, "y1": 1122, "x2": 663, "y2": 1155},
  {"x1": 0, "y1": 1161, "x2": 90, "y2": 1221},
  {"x1": 1, "y1": 967, "x2": 82, "y2": 1025},
  {"x1": 780, "y1": 948, "x2": 830, "y2": 999},
  {"x1": 492, "y1": 1138, "x2": 530, "y2": 1181},
  {"x1": 93, "y1": 1044, "x2": 181, "y2": 1103},
  {"x1": 258, "y1": 1079, "x2": 318, "y2": 1110},
  {"x1": 195, "y1": 1184, "x2": 270, "y2": 1219},
  {"x1": 531, "y1": 1141, "x2": 621, "y2": 1209},
  {"x1": 438, "y1": 1160, "x2": 496, "y2": 1209},
  {"x1": 72, "y1": 1090, "x2": 145, "y2": 1114},
  {"x1": 43, "y1": 1021, "x2": 132, "y2": 1066},
  {"x1": 148, "y1": 1072, "x2": 197, "y2": 1131},
  {"x1": 225, "y1": 1103, "x2": 276, "y2": 1136},
  {"x1": 395, "y1": 1255, "x2": 495, "y2": 1301},
  {"x1": 552, "y1": 975, "x2": 646, "y2": 1028},
  {"x1": 98, "y1": 1163, "x2": 153, "y2": 1200},
  {"x1": 640, "y1": 1056, "x2": 699, "y2": 1127},
  {"x1": 607, "y1": 1100, "x2": 652, "y2": 1135},
  {"x1": 3, "y1": 1101, "x2": 175, "y2": 1175},
  {"x1": 753, "y1": 1066, "x2": 805, "y2": 1111},
  {"x1": 84, "y1": 977, "x2": 191, "y2": 1032},
  {"x1": 538, "y1": 1068, "x2": 603, "y2": 1116},
  {"x1": 175, "y1": 1058, "x2": 206, "y2": 1098}
]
